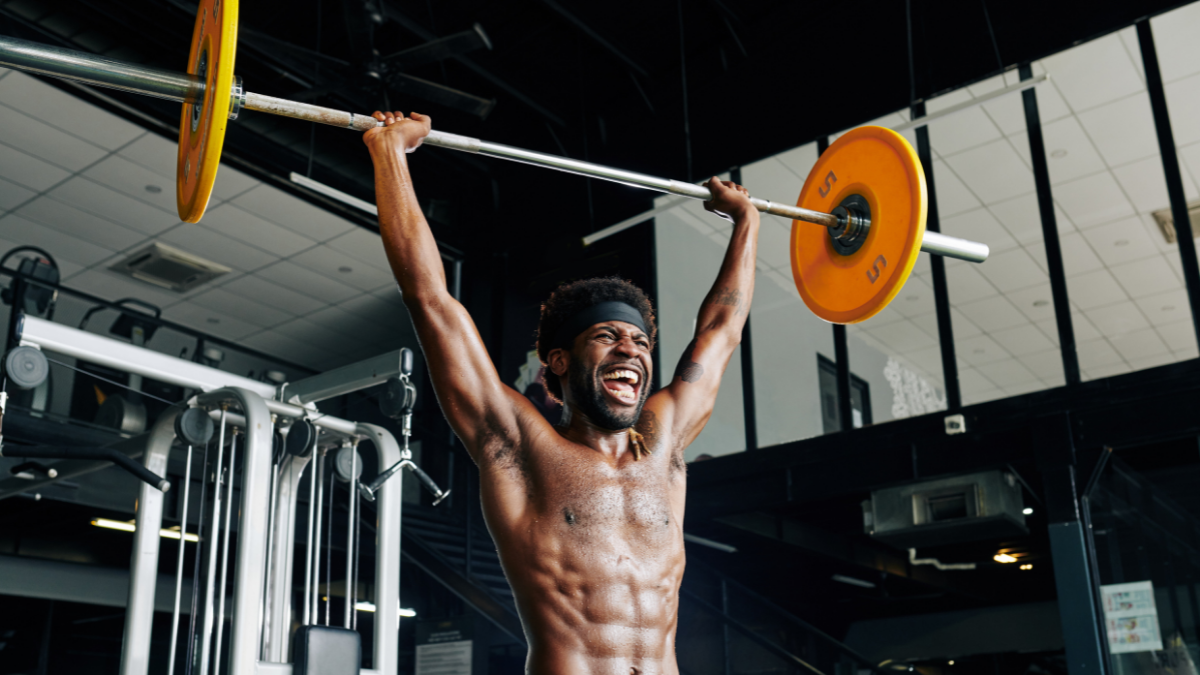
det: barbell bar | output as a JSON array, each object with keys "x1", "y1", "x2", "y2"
[{"x1": 0, "y1": 34, "x2": 988, "y2": 264}]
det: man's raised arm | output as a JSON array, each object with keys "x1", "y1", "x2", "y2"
[
  {"x1": 646, "y1": 178, "x2": 760, "y2": 446},
  {"x1": 364, "y1": 111, "x2": 521, "y2": 459}
]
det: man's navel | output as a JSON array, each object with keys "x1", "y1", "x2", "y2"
[{"x1": 563, "y1": 507, "x2": 577, "y2": 526}]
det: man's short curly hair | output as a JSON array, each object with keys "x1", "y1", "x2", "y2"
[{"x1": 536, "y1": 277, "x2": 657, "y2": 402}]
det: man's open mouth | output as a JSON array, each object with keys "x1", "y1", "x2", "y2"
[{"x1": 600, "y1": 366, "x2": 641, "y2": 404}]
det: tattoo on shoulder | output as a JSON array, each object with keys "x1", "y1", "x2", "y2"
[
  {"x1": 706, "y1": 287, "x2": 745, "y2": 314},
  {"x1": 673, "y1": 338, "x2": 704, "y2": 383}
]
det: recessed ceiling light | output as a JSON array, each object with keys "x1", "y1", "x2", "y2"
[
  {"x1": 207, "y1": 317, "x2": 220, "y2": 324},
  {"x1": 1050, "y1": 149, "x2": 1068, "y2": 159},
  {"x1": 1114, "y1": 239, "x2": 1129, "y2": 247},
  {"x1": 145, "y1": 184, "x2": 163, "y2": 193},
  {"x1": 338, "y1": 266, "x2": 353, "y2": 273},
  {"x1": 1163, "y1": 305, "x2": 1175, "y2": 312},
  {"x1": 1022, "y1": 507, "x2": 1033, "y2": 515},
  {"x1": 1033, "y1": 299, "x2": 1050, "y2": 307},
  {"x1": 994, "y1": 552, "x2": 1018, "y2": 563}
]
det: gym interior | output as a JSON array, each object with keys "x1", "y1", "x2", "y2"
[{"x1": 1, "y1": 0, "x2": 1199, "y2": 673}]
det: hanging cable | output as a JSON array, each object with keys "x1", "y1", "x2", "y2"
[
  {"x1": 677, "y1": 0, "x2": 692, "y2": 182},
  {"x1": 44, "y1": 357, "x2": 176, "y2": 405},
  {"x1": 979, "y1": 0, "x2": 1004, "y2": 71}
]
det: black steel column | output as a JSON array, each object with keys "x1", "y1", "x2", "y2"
[
  {"x1": 1021, "y1": 65, "x2": 1081, "y2": 385},
  {"x1": 815, "y1": 136, "x2": 854, "y2": 431},
  {"x1": 1138, "y1": 20, "x2": 1200, "y2": 345},
  {"x1": 912, "y1": 102, "x2": 962, "y2": 410},
  {"x1": 731, "y1": 167, "x2": 758, "y2": 451}
]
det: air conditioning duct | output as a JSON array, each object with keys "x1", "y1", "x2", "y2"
[{"x1": 864, "y1": 470, "x2": 1027, "y2": 548}]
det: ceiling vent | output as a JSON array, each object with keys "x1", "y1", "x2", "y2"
[
  {"x1": 1151, "y1": 200, "x2": 1200, "y2": 243},
  {"x1": 109, "y1": 242, "x2": 230, "y2": 293}
]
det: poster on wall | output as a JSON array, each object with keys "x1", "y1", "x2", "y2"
[
  {"x1": 415, "y1": 618, "x2": 473, "y2": 675},
  {"x1": 1100, "y1": 580, "x2": 1164, "y2": 653}
]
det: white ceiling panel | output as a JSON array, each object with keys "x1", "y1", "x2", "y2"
[
  {"x1": 157, "y1": 222, "x2": 279, "y2": 273},
  {"x1": 240, "y1": 329, "x2": 331, "y2": 369},
  {"x1": 0, "y1": 213, "x2": 115, "y2": 266},
  {"x1": 1056, "y1": 232, "x2": 1105, "y2": 276},
  {"x1": 210, "y1": 165, "x2": 260, "y2": 203},
  {"x1": 1085, "y1": 300, "x2": 1151, "y2": 336},
  {"x1": 1177, "y1": 142, "x2": 1200, "y2": 198},
  {"x1": 0, "y1": 103, "x2": 108, "y2": 171},
  {"x1": 926, "y1": 88, "x2": 974, "y2": 114},
  {"x1": 955, "y1": 334, "x2": 1012, "y2": 367},
  {"x1": 865, "y1": 319, "x2": 938, "y2": 353},
  {"x1": 943, "y1": 139, "x2": 1035, "y2": 205},
  {"x1": 116, "y1": 132, "x2": 176, "y2": 182},
  {"x1": 754, "y1": 221, "x2": 792, "y2": 271},
  {"x1": 1109, "y1": 255, "x2": 1183, "y2": 298},
  {"x1": 163, "y1": 301, "x2": 261, "y2": 341},
  {"x1": 0, "y1": 176, "x2": 36, "y2": 212},
  {"x1": 1149, "y1": 3, "x2": 1200, "y2": 83},
  {"x1": 231, "y1": 184, "x2": 356, "y2": 242},
  {"x1": 1128, "y1": 352, "x2": 1177, "y2": 371},
  {"x1": 304, "y1": 303, "x2": 398, "y2": 343},
  {"x1": 83, "y1": 155, "x2": 180, "y2": 214},
  {"x1": 1158, "y1": 320, "x2": 1199, "y2": 353},
  {"x1": 1109, "y1": 326, "x2": 1170, "y2": 361},
  {"x1": 268, "y1": 317, "x2": 356, "y2": 352},
  {"x1": 976, "y1": 358, "x2": 1037, "y2": 387},
  {"x1": 1133, "y1": 287, "x2": 1191, "y2": 326},
  {"x1": 16, "y1": 198, "x2": 147, "y2": 252},
  {"x1": 1165, "y1": 74, "x2": 1200, "y2": 147},
  {"x1": 201, "y1": 204, "x2": 317, "y2": 258},
  {"x1": 0, "y1": 141, "x2": 72, "y2": 191},
  {"x1": 907, "y1": 310, "x2": 939, "y2": 341},
  {"x1": 1065, "y1": 268, "x2": 1127, "y2": 308},
  {"x1": 324, "y1": 228, "x2": 395, "y2": 272},
  {"x1": 340, "y1": 288, "x2": 409, "y2": 323},
  {"x1": 1006, "y1": 283, "x2": 1058, "y2": 322},
  {"x1": 189, "y1": 287, "x2": 293, "y2": 328},
  {"x1": 741, "y1": 157, "x2": 807, "y2": 205},
  {"x1": 1019, "y1": 348, "x2": 1067, "y2": 379},
  {"x1": 1016, "y1": 116, "x2": 1108, "y2": 185},
  {"x1": 957, "y1": 295, "x2": 1028, "y2": 332},
  {"x1": 949, "y1": 307, "x2": 983, "y2": 337},
  {"x1": 1064, "y1": 312, "x2": 1105, "y2": 342},
  {"x1": 1078, "y1": 93, "x2": 1159, "y2": 168},
  {"x1": 1086, "y1": 362, "x2": 1134, "y2": 379},
  {"x1": 1076, "y1": 338, "x2": 1124, "y2": 369},
  {"x1": 771, "y1": 143, "x2": 818, "y2": 182},
  {"x1": 1052, "y1": 171, "x2": 1136, "y2": 228},
  {"x1": 945, "y1": 262, "x2": 1000, "y2": 304},
  {"x1": 988, "y1": 192, "x2": 1066, "y2": 245},
  {"x1": 1111, "y1": 155, "x2": 1193, "y2": 215},
  {"x1": 291, "y1": 245, "x2": 397, "y2": 292},
  {"x1": 976, "y1": 247, "x2": 1048, "y2": 293},
  {"x1": 930, "y1": 160, "x2": 983, "y2": 218},
  {"x1": 962, "y1": 386, "x2": 1005, "y2": 406},
  {"x1": 890, "y1": 275, "x2": 936, "y2": 318},
  {"x1": 941, "y1": 207, "x2": 1018, "y2": 253},
  {"x1": 1041, "y1": 34, "x2": 1145, "y2": 112},
  {"x1": 927, "y1": 107, "x2": 1003, "y2": 157},
  {"x1": 1080, "y1": 216, "x2": 1163, "y2": 266},
  {"x1": 1116, "y1": 28, "x2": 1146, "y2": 86},
  {"x1": 254, "y1": 260, "x2": 361, "y2": 305},
  {"x1": 220, "y1": 275, "x2": 327, "y2": 317},
  {"x1": 0, "y1": 72, "x2": 144, "y2": 151},
  {"x1": 1005, "y1": 380, "x2": 1051, "y2": 396},
  {"x1": 990, "y1": 323, "x2": 1057, "y2": 356},
  {"x1": 48, "y1": 177, "x2": 178, "y2": 237},
  {"x1": 67, "y1": 268, "x2": 183, "y2": 309}
]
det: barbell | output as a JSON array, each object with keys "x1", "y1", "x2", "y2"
[{"x1": 0, "y1": 0, "x2": 990, "y2": 323}]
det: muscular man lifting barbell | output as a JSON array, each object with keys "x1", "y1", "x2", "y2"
[{"x1": 366, "y1": 109, "x2": 758, "y2": 675}]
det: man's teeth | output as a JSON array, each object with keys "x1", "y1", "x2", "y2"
[
  {"x1": 602, "y1": 369, "x2": 640, "y2": 384},
  {"x1": 613, "y1": 390, "x2": 637, "y2": 400}
]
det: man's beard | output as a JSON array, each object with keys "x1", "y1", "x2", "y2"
[{"x1": 568, "y1": 359, "x2": 646, "y2": 430}]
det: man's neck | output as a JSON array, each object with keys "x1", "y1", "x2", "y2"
[{"x1": 556, "y1": 404, "x2": 632, "y2": 459}]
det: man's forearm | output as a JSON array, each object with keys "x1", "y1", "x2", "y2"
[
  {"x1": 371, "y1": 145, "x2": 448, "y2": 300},
  {"x1": 696, "y1": 212, "x2": 759, "y2": 336}
]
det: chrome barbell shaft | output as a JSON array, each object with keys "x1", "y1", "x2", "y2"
[{"x1": 0, "y1": 35, "x2": 990, "y2": 263}]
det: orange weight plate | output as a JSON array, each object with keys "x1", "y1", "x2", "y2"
[
  {"x1": 789, "y1": 126, "x2": 927, "y2": 324},
  {"x1": 177, "y1": 0, "x2": 238, "y2": 223}
]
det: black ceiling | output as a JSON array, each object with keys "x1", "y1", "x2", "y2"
[{"x1": 0, "y1": 0, "x2": 1191, "y2": 263}]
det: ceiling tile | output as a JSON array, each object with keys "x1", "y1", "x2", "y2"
[
  {"x1": 1174, "y1": 345, "x2": 1200, "y2": 360},
  {"x1": 908, "y1": 310, "x2": 940, "y2": 341},
  {"x1": 930, "y1": 160, "x2": 983, "y2": 218},
  {"x1": 928, "y1": 107, "x2": 1004, "y2": 157},
  {"x1": 1022, "y1": 117, "x2": 1108, "y2": 185},
  {"x1": 1158, "y1": 320, "x2": 1198, "y2": 353},
  {"x1": 0, "y1": 141, "x2": 71, "y2": 191},
  {"x1": 231, "y1": 184, "x2": 356, "y2": 242},
  {"x1": 16, "y1": 198, "x2": 147, "y2": 252},
  {"x1": 0, "y1": 103, "x2": 108, "y2": 171},
  {"x1": 755, "y1": 220, "x2": 791, "y2": 271},
  {"x1": 1128, "y1": 352, "x2": 1179, "y2": 371},
  {"x1": 864, "y1": 319, "x2": 937, "y2": 353},
  {"x1": 1133, "y1": 287, "x2": 1191, "y2": 326},
  {"x1": 1080, "y1": 216, "x2": 1162, "y2": 266},
  {"x1": 950, "y1": 307, "x2": 983, "y2": 338},
  {"x1": 1076, "y1": 338, "x2": 1124, "y2": 369},
  {"x1": 200, "y1": 204, "x2": 317, "y2": 258},
  {"x1": 903, "y1": 344, "x2": 945, "y2": 377},
  {"x1": 1165, "y1": 73, "x2": 1200, "y2": 147},
  {"x1": 1004, "y1": 381, "x2": 1050, "y2": 396},
  {"x1": 771, "y1": 143, "x2": 818, "y2": 182},
  {"x1": 1019, "y1": 349, "x2": 1067, "y2": 380},
  {"x1": 210, "y1": 165, "x2": 261, "y2": 203},
  {"x1": 47, "y1": 178, "x2": 178, "y2": 237},
  {"x1": 66, "y1": 268, "x2": 183, "y2": 309},
  {"x1": 83, "y1": 155, "x2": 179, "y2": 214},
  {"x1": 1058, "y1": 232, "x2": 1105, "y2": 276},
  {"x1": 323, "y1": 228, "x2": 394, "y2": 272},
  {"x1": 1040, "y1": 33, "x2": 1145, "y2": 112},
  {"x1": 1007, "y1": 283, "x2": 1058, "y2": 322},
  {"x1": 304, "y1": 303, "x2": 398, "y2": 343},
  {"x1": 1109, "y1": 326, "x2": 1170, "y2": 361},
  {"x1": 990, "y1": 324, "x2": 1057, "y2": 356},
  {"x1": 0, "y1": 71, "x2": 144, "y2": 150},
  {"x1": 116, "y1": 132, "x2": 176, "y2": 181},
  {"x1": 158, "y1": 222, "x2": 279, "y2": 273},
  {"x1": 162, "y1": 301, "x2": 260, "y2": 341},
  {"x1": 956, "y1": 295, "x2": 1029, "y2": 332},
  {"x1": 1085, "y1": 300, "x2": 1151, "y2": 337},
  {"x1": 926, "y1": 88, "x2": 974, "y2": 114},
  {"x1": 945, "y1": 262, "x2": 999, "y2": 304},
  {"x1": 963, "y1": 386, "x2": 1005, "y2": 406},
  {"x1": 0, "y1": 214, "x2": 115, "y2": 266},
  {"x1": 255, "y1": 261, "x2": 361, "y2": 305},
  {"x1": 189, "y1": 287, "x2": 293, "y2": 328},
  {"x1": 988, "y1": 192, "x2": 1070, "y2": 245},
  {"x1": 985, "y1": 76, "x2": 1070, "y2": 135},
  {"x1": 741, "y1": 157, "x2": 807, "y2": 207},
  {"x1": 890, "y1": 275, "x2": 936, "y2": 318},
  {"x1": 955, "y1": 334, "x2": 1012, "y2": 366},
  {"x1": 290, "y1": 245, "x2": 397, "y2": 292},
  {"x1": 975, "y1": 358, "x2": 1038, "y2": 387},
  {"x1": 1066, "y1": 268, "x2": 1127, "y2": 309},
  {"x1": 269, "y1": 317, "x2": 359, "y2": 352},
  {"x1": 976, "y1": 247, "x2": 1048, "y2": 293},
  {"x1": 943, "y1": 139, "x2": 1035, "y2": 205},
  {"x1": 240, "y1": 329, "x2": 330, "y2": 370},
  {"x1": 1085, "y1": 362, "x2": 1134, "y2": 379},
  {"x1": 219, "y1": 275, "x2": 327, "y2": 317},
  {"x1": 1109, "y1": 255, "x2": 1183, "y2": 298},
  {"x1": 1052, "y1": 171, "x2": 1135, "y2": 228},
  {"x1": 0, "y1": 176, "x2": 36, "y2": 212},
  {"x1": 859, "y1": 304, "x2": 908, "y2": 329},
  {"x1": 1033, "y1": 312, "x2": 1105, "y2": 343},
  {"x1": 1149, "y1": 3, "x2": 1200, "y2": 83},
  {"x1": 1078, "y1": 93, "x2": 1159, "y2": 168},
  {"x1": 941, "y1": 207, "x2": 1018, "y2": 253},
  {"x1": 1178, "y1": 142, "x2": 1200, "y2": 200},
  {"x1": 341, "y1": 290, "x2": 411, "y2": 328}
]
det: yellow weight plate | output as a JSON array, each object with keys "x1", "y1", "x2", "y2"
[
  {"x1": 177, "y1": 0, "x2": 238, "y2": 223},
  {"x1": 789, "y1": 126, "x2": 927, "y2": 324}
]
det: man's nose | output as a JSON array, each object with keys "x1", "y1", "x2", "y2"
[{"x1": 614, "y1": 336, "x2": 641, "y2": 355}]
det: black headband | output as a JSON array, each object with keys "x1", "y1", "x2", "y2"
[{"x1": 550, "y1": 301, "x2": 649, "y2": 350}]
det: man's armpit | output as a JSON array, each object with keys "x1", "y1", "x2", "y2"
[{"x1": 673, "y1": 338, "x2": 705, "y2": 383}]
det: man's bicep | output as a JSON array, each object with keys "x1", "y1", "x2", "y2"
[{"x1": 659, "y1": 331, "x2": 738, "y2": 436}]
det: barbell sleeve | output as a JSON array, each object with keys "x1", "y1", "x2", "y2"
[{"x1": 0, "y1": 35, "x2": 990, "y2": 263}]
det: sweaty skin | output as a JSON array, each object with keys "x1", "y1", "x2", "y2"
[{"x1": 365, "y1": 111, "x2": 759, "y2": 675}]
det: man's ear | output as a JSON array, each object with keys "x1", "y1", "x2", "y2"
[{"x1": 547, "y1": 348, "x2": 569, "y2": 378}]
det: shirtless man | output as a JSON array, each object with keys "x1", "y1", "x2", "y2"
[{"x1": 365, "y1": 110, "x2": 759, "y2": 675}]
